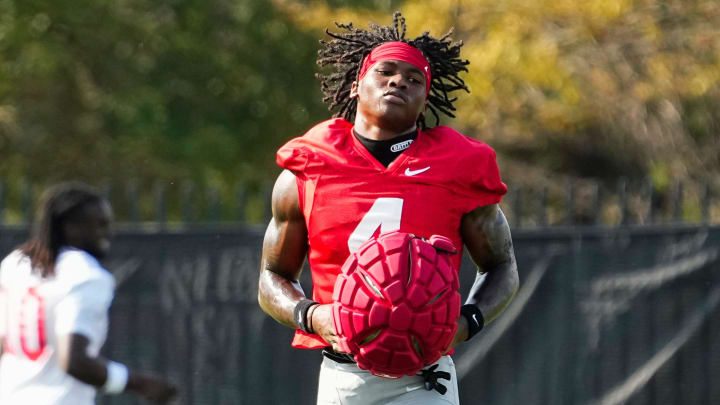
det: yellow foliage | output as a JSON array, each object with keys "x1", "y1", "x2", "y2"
[
  {"x1": 273, "y1": 0, "x2": 720, "y2": 184},
  {"x1": 269, "y1": 0, "x2": 386, "y2": 35}
]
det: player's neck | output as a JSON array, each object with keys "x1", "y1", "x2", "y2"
[{"x1": 353, "y1": 115, "x2": 417, "y2": 141}]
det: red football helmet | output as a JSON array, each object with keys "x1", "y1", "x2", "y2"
[{"x1": 331, "y1": 230, "x2": 461, "y2": 378}]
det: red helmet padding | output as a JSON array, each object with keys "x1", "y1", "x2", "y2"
[{"x1": 331, "y1": 230, "x2": 461, "y2": 378}]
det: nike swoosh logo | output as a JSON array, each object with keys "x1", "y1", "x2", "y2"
[
  {"x1": 405, "y1": 166, "x2": 430, "y2": 176},
  {"x1": 472, "y1": 313, "x2": 480, "y2": 326}
]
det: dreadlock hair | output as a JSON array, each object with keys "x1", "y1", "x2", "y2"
[
  {"x1": 18, "y1": 182, "x2": 104, "y2": 278},
  {"x1": 316, "y1": 11, "x2": 470, "y2": 129}
]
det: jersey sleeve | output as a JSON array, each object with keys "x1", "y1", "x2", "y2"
[
  {"x1": 457, "y1": 143, "x2": 508, "y2": 213},
  {"x1": 54, "y1": 274, "x2": 114, "y2": 345},
  {"x1": 277, "y1": 118, "x2": 353, "y2": 180},
  {"x1": 277, "y1": 137, "x2": 310, "y2": 174}
]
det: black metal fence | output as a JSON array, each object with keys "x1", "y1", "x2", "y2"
[
  {"x1": 1, "y1": 223, "x2": 719, "y2": 405},
  {"x1": 0, "y1": 178, "x2": 274, "y2": 226},
  {"x1": 1, "y1": 177, "x2": 718, "y2": 228},
  {"x1": 505, "y1": 178, "x2": 718, "y2": 228}
]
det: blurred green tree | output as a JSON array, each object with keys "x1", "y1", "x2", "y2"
[
  {"x1": 1, "y1": 0, "x2": 718, "y2": 222},
  {"x1": 0, "y1": 0, "x2": 326, "y2": 191}
]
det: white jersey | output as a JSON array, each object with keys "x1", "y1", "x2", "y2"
[{"x1": 0, "y1": 247, "x2": 115, "y2": 405}]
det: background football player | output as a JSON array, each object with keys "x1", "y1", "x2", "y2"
[{"x1": 0, "y1": 182, "x2": 177, "y2": 404}]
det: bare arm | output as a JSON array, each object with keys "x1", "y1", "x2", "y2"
[
  {"x1": 57, "y1": 334, "x2": 177, "y2": 403},
  {"x1": 451, "y1": 204, "x2": 519, "y2": 345},
  {"x1": 57, "y1": 334, "x2": 107, "y2": 386},
  {"x1": 258, "y1": 170, "x2": 342, "y2": 350},
  {"x1": 258, "y1": 169, "x2": 310, "y2": 327}
]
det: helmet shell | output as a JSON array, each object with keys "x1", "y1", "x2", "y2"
[{"x1": 332, "y1": 231, "x2": 461, "y2": 378}]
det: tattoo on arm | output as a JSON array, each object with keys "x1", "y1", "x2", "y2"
[{"x1": 461, "y1": 204, "x2": 520, "y2": 324}]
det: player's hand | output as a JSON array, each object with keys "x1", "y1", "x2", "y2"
[
  {"x1": 444, "y1": 315, "x2": 469, "y2": 354},
  {"x1": 128, "y1": 373, "x2": 178, "y2": 404},
  {"x1": 311, "y1": 303, "x2": 344, "y2": 353}
]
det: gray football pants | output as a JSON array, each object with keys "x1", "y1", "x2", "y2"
[{"x1": 316, "y1": 355, "x2": 460, "y2": 405}]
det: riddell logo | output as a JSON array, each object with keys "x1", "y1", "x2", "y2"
[{"x1": 390, "y1": 140, "x2": 413, "y2": 152}]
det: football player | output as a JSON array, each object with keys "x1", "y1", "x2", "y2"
[
  {"x1": 0, "y1": 182, "x2": 177, "y2": 404},
  {"x1": 258, "y1": 12, "x2": 519, "y2": 404}
]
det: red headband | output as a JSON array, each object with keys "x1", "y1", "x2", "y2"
[{"x1": 357, "y1": 41, "x2": 431, "y2": 95}]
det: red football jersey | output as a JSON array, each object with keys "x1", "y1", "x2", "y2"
[{"x1": 277, "y1": 118, "x2": 507, "y2": 349}]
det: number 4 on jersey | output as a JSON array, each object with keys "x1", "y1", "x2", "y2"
[{"x1": 348, "y1": 198, "x2": 403, "y2": 253}]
